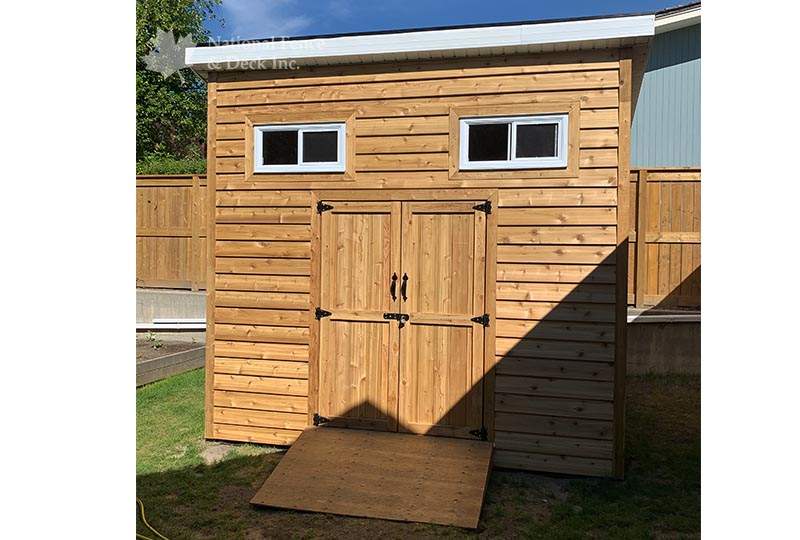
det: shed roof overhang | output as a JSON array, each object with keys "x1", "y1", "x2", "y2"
[
  {"x1": 185, "y1": 13, "x2": 654, "y2": 75},
  {"x1": 655, "y1": 2, "x2": 701, "y2": 34}
]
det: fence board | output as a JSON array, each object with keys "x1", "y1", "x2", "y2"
[
  {"x1": 628, "y1": 168, "x2": 700, "y2": 308},
  {"x1": 136, "y1": 175, "x2": 207, "y2": 289}
]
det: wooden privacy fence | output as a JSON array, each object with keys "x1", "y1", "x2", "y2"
[
  {"x1": 136, "y1": 175, "x2": 208, "y2": 290},
  {"x1": 628, "y1": 168, "x2": 701, "y2": 308},
  {"x1": 136, "y1": 169, "x2": 700, "y2": 308}
]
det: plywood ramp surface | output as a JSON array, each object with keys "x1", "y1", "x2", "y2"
[{"x1": 251, "y1": 427, "x2": 493, "y2": 528}]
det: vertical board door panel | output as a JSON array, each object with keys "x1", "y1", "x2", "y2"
[
  {"x1": 318, "y1": 202, "x2": 401, "y2": 430},
  {"x1": 398, "y1": 202, "x2": 487, "y2": 438}
]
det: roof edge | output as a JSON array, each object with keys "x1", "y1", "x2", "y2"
[
  {"x1": 655, "y1": 3, "x2": 701, "y2": 34},
  {"x1": 186, "y1": 13, "x2": 654, "y2": 72}
]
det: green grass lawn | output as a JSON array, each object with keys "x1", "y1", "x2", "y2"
[{"x1": 137, "y1": 371, "x2": 699, "y2": 538}]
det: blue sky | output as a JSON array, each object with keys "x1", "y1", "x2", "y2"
[{"x1": 205, "y1": 0, "x2": 683, "y2": 42}]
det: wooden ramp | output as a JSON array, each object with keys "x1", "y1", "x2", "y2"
[{"x1": 251, "y1": 427, "x2": 493, "y2": 528}]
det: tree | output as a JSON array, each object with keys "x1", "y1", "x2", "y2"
[{"x1": 136, "y1": 0, "x2": 221, "y2": 163}]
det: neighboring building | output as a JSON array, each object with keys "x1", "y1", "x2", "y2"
[{"x1": 631, "y1": 2, "x2": 701, "y2": 168}]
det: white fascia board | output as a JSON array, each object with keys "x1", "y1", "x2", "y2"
[
  {"x1": 655, "y1": 5, "x2": 701, "y2": 34},
  {"x1": 627, "y1": 313, "x2": 700, "y2": 324},
  {"x1": 186, "y1": 14, "x2": 654, "y2": 70}
]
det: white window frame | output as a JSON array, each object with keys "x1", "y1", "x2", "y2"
[
  {"x1": 459, "y1": 114, "x2": 569, "y2": 170},
  {"x1": 253, "y1": 122, "x2": 346, "y2": 173}
]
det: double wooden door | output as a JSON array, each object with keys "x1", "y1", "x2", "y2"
[{"x1": 317, "y1": 200, "x2": 488, "y2": 439}]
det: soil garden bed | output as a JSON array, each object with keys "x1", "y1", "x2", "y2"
[
  {"x1": 137, "y1": 339, "x2": 199, "y2": 362},
  {"x1": 136, "y1": 337, "x2": 205, "y2": 386}
]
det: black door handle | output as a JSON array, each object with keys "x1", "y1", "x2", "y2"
[
  {"x1": 400, "y1": 273, "x2": 408, "y2": 301},
  {"x1": 389, "y1": 272, "x2": 398, "y2": 301}
]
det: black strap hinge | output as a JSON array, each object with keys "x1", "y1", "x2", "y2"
[
  {"x1": 315, "y1": 307, "x2": 332, "y2": 320},
  {"x1": 470, "y1": 313, "x2": 490, "y2": 327},
  {"x1": 317, "y1": 201, "x2": 334, "y2": 214},
  {"x1": 473, "y1": 201, "x2": 492, "y2": 214},
  {"x1": 313, "y1": 413, "x2": 330, "y2": 426},
  {"x1": 469, "y1": 427, "x2": 488, "y2": 441}
]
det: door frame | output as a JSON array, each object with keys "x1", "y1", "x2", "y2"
[{"x1": 308, "y1": 189, "x2": 498, "y2": 441}]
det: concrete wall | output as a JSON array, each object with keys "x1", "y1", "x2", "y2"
[
  {"x1": 627, "y1": 321, "x2": 700, "y2": 374},
  {"x1": 137, "y1": 288, "x2": 206, "y2": 323}
]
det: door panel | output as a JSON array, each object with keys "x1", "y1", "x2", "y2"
[
  {"x1": 320, "y1": 320, "x2": 394, "y2": 430},
  {"x1": 318, "y1": 202, "x2": 401, "y2": 430},
  {"x1": 398, "y1": 202, "x2": 487, "y2": 438}
]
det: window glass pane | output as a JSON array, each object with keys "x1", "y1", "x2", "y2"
[
  {"x1": 468, "y1": 123, "x2": 509, "y2": 161},
  {"x1": 302, "y1": 131, "x2": 338, "y2": 163},
  {"x1": 262, "y1": 130, "x2": 298, "y2": 165},
  {"x1": 515, "y1": 123, "x2": 558, "y2": 158}
]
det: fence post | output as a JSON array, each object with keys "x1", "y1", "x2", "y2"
[
  {"x1": 191, "y1": 174, "x2": 200, "y2": 292},
  {"x1": 634, "y1": 169, "x2": 649, "y2": 307}
]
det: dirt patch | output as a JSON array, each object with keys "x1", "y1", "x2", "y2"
[
  {"x1": 200, "y1": 442, "x2": 236, "y2": 465},
  {"x1": 136, "y1": 338, "x2": 200, "y2": 362},
  {"x1": 480, "y1": 470, "x2": 570, "y2": 532}
]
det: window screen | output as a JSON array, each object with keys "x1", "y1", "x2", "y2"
[
  {"x1": 515, "y1": 123, "x2": 558, "y2": 158},
  {"x1": 262, "y1": 130, "x2": 298, "y2": 165},
  {"x1": 468, "y1": 123, "x2": 509, "y2": 161},
  {"x1": 302, "y1": 131, "x2": 338, "y2": 163}
]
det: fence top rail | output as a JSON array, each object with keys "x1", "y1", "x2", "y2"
[
  {"x1": 137, "y1": 174, "x2": 208, "y2": 178},
  {"x1": 632, "y1": 167, "x2": 700, "y2": 171},
  {"x1": 136, "y1": 174, "x2": 208, "y2": 187},
  {"x1": 630, "y1": 168, "x2": 701, "y2": 182}
]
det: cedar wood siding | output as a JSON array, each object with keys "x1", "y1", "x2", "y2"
[{"x1": 205, "y1": 48, "x2": 631, "y2": 477}]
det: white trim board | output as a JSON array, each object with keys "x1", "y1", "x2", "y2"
[
  {"x1": 137, "y1": 323, "x2": 206, "y2": 330},
  {"x1": 655, "y1": 4, "x2": 701, "y2": 34},
  {"x1": 186, "y1": 14, "x2": 654, "y2": 71},
  {"x1": 627, "y1": 313, "x2": 700, "y2": 324}
]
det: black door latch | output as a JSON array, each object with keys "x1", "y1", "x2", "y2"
[
  {"x1": 315, "y1": 307, "x2": 332, "y2": 319},
  {"x1": 383, "y1": 312, "x2": 410, "y2": 328}
]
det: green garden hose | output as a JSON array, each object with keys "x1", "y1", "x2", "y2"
[{"x1": 136, "y1": 497, "x2": 170, "y2": 540}]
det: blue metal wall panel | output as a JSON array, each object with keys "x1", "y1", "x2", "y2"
[{"x1": 631, "y1": 24, "x2": 701, "y2": 167}]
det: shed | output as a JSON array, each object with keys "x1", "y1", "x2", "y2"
[{"x1": 185, "y1": 11, "x2": 653, "y2": 482}]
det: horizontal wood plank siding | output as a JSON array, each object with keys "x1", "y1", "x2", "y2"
[{"x1": 204, "y1": 49, "x2": 624, "y2": 477}]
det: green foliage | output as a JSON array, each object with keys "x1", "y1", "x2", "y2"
[
  {"x1": 143, "y1": 330, "x2": 164, "y2": 349},
  {"x1": 137, "y1": 156, "x2": 207, "y2": 175},
  {"x1": 136, "y1": 0, "x2": 221, "y2": 163}
]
